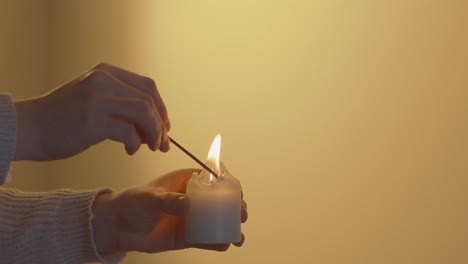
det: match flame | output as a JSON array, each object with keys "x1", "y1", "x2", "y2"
[{"x1": 207, "y1": 134, "x2": 221, "y2": 182}]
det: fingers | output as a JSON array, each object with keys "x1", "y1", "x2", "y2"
[
  {"x1": 101, "y1": 118, "x2": 141, "y2": 155},
  {"x1": 99, "y1": 95, "x2": 162, "y2": 151},
  {"x1": 240, "y1": 190, "x2": 248, "y2": 223},
  {"x1": 241, "y1": 200, "x2": 248, "y2": 223},
  {"x1": 187, "y1": 243, "x2": 231, "y2": 252},
  {"x1": 84, "y1": 69, "x2": 170, "y2": 152},
  {"x1": 159, "y1": 122, "x2": 170, "y2": 152},
  {"x1": 187, "y1": 233, "x2": 245, "y2": 250},
  {"x1": 96, "y1": 72, "x2": 170, "y2": 151},
  {"x1": 94, "y1": 63, "x2": 171, "y2": 130},
  {"x1": 156, "y1": 192, "x2": 189, "y2": 216},
  {"x1": 151, "y1": 168, "x2": 201, "y2": 192},
  {"x1": 233, "y1": 233, "x2": 246, "y2": 247}
]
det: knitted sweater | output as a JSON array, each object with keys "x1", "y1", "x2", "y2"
[{"x1": 0, "y1": 94, "x2": 125, "y2": 263}]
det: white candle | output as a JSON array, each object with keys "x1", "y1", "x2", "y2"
[{"x1": 185, "y1": 136, "x2": 242, "y2": 244}]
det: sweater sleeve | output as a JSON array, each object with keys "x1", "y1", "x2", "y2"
[
  {"x1": 0, "y1": 94, "x2": 16, "y2": 184},
  {"x1": 0, "y1": 94, "x2": 126, "y2": 263},
  {"x1": 0, "y1": 187, "x2": 127, "y2": 264}
]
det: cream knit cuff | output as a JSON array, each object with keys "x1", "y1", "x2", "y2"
[
  {"x1": 0, "y1": 94, "x2": 16, "y2": 185},
  {"x1": 0, "y1": 187, "x2": 126, "y2": 263}
]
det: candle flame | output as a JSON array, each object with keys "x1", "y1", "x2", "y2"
[{"x1": 207, "y1": 134, "x2": 221, "y2": 182}]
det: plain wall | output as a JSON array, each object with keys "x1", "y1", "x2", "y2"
[
  {"x1": 1, "y1": 0, "x2": 49, "y2": 191},
  {"x1": 13, "y1": 0, "x2": 468, "y2": 263}
]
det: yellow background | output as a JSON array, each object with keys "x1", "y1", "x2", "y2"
[{"x1": 2, "y1": 0, "x2": 468, "y2": 263}]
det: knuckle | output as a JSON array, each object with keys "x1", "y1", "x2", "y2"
[
  {"x1": 142, "y1": 77, "x2": 160, "y2": 96},
  {"x1": 142, "y1": 77, "x2": 156, "y2": 89},
  {"x1": 86, "y1": 69, "x2": 109, "y2": 85},
  {"x1": 141, "y1": 93, "x2": 156, "y2": 109},
  {"x1": 93, "y1": 62, "x2": 110, "y2": 70},
  {"x1": 144, "y1": 99, "x2": 154, "y2": 113}
]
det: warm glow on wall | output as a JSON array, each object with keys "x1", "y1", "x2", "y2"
[{"x1": 40, "y1": 1, "x2": 468, "y2": 263}]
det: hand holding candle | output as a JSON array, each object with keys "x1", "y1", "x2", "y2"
[{"x1": 92, "y1": 168, "x2": 248, "y2": 254}]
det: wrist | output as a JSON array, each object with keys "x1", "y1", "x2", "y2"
[
  {"x1": 13, "y1": 99, "x2": 41, "y2": 160},
  {"x1": 92, "y1": 191, "x2": 120, "y2": 254}
]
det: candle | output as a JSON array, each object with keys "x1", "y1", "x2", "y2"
[{"x1": 185, "y1": 135, "x2": 242, "y2": 244}]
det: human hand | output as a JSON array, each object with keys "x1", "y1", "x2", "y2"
[
  {"x1": 91, "y1": 169, "x2": 248, "y2": 254},
  {"x1": 13, "y1": 63, "x2": 170, "y2": 161}
]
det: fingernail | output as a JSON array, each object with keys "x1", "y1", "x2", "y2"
[
  {"x1": 154, "y1": 136, "x2": 161, "y2": 151},
  {"x1": 166, "y1": 120, "x2": 171, "y2": 131},
  {"x1": 163, "y1": 137, "x2": 170, "y2": 151}
]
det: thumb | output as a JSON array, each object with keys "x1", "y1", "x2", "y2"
[{"x1": 159, "y1": 192, "x2": 189, "y2": 216}]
